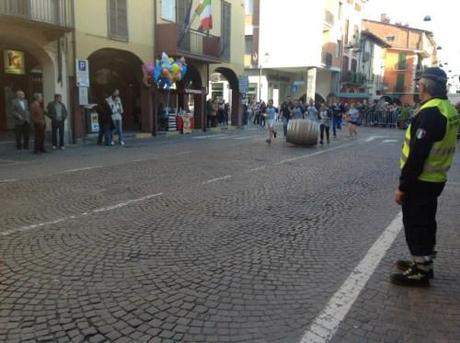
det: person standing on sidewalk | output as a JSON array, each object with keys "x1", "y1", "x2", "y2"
[
  {"x1": 264, "y1": 99, "x2": 278, "y2": 144},
  {"x1": 106, "y1": 89, "x2": 125, "y2": 145},
  {"x1": 96, "y1": 99, "x2": 113, "y2": 146},
  {"x1": 319, "y1": 104, "x2": 331, "y2": 145},
  {"x1": 30, "y1": 93, "x2": 46, "y2": 154},
  {"x1": 392, "y1": 68, "x2": 460, "y2": 287},
  {"x1": 11, "y1": 90, "x2": 31, "y2": 150},
  {"x1": 46, "y1": 94, "x2": 68, "y2": 150}
]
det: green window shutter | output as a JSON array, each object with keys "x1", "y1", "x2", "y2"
[
  {"x1": 398, "y1": 53, "x2": 407, "y2": 70},
  {"x1": 396, "y1": 73, "x2": 405, "y2": 92}
]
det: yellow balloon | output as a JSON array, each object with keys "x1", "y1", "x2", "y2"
[{"x1": 172, "y1": 63, "x2": 180, "y2": 74}]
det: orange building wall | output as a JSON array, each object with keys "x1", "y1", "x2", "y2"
[
  {"x1": 362, "y1": 21, "x2": 423, "y2": 50},
  {"x1": 363, "y1": 20, "x2": 427, "y2": 104}
]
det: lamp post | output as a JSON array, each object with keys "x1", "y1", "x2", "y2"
[{"x1": 258, "y1": 53, "x2": 269, "y2": 102}]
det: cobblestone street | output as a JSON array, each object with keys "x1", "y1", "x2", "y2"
[{"x1": 1, "y1": 127, "x2": 459, "y2": 343}]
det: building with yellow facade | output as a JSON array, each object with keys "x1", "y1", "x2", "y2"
[{"x1": 0, "y1": 0, "x2": 245, "y2": 142}]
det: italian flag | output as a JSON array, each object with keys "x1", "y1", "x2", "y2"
[{"x1": 195, "y1": 0, "x2": 213, "y2": 31}]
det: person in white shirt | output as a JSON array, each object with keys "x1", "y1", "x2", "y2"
[
  {"x1": 264, "y1": 99, "x2": 278, "y2": 144},
  {"x1": 106, "y1": 89, "x2": 125, "y2": 145},
  {"x1": 347, "y1": 104, "x2": 360, "y2": 137}
]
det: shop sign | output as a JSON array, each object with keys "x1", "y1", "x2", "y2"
[
  {"x1": 4, "y1": 50, "x2": 25, "y2": 75},
  {"x1": 90, "y1": 111, "x2": 99, "y2": 132},
  {"x1": 76, "y1": 58, "x2": 90, "y2": 87},
  {"x1": 239, "y1": 75, "x2": 249, "y2": 94},
  {"x1": 182, "y1": 115, "x2": 193, "y2": 134}
]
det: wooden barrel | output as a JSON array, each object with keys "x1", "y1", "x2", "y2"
[{"x1": 286, "y1": 119, "x2": 319, "y2": 146}]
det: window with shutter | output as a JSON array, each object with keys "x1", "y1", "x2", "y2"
[
  {"x1": 177, "y1": 0, "x2": 190, "y2": 51},
  {"x1": 221, "y1": 1, "x2": 231, "y2": 61},
  {"x1": 396, "y1": 73, "x2": 405, "y2": 92},
  {"x1": 161, "y1": 0, "x2": 176, "y2": 22},
  {"x1": 108, "y1": 0, "x2": 128, "y2": 41},
  {"x1": 398, "y1": 53, "x2": 407, "y2": 70}
]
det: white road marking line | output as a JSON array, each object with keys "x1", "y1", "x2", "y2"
[
  {"x1": 92, "y1": 193, "x2": 163, "y2": 213},
  {"x1": 248, "y1": 166, "x2": 266, "y2": 172},
  {"x1": 276, "y1": 143, "x2": 353, "y2": 165},
  {"x1": 193, "y1": 134, "x2": 226, "y2": 140},
  {"x1": 447, "y1": 181, "x2": 460, "y2": 186},
  {"x1": 300, "y1": 212, "x2": 403, "y2": 343},
  {"x1": 203, "y1": 175, "x2": 232, "y2": 184},
  {"x1": 0, "y1": 178, "x2": 17, "y2": 183},
  {"x1": 233, "y1": 135, "x2": 260, "y2": 140},
  {"x1": 63, "y1": 166, "x2": 102, "y2": 173},
  {"x1": 365, "y1": 135, "x2": 387, "y2": 143},
  {"x1": 382, "y1": 139, "x2": 399, "y2": 144},
  {"x1": 1, "y1": 193, "x2": 163, "y2": 237}
]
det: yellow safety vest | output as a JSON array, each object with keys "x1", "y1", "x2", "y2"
[{"x1": 400, "y1": 98, "x2": 460, "y2": 183}]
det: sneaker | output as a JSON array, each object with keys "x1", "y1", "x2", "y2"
[
  {"x1": 120, "y1": 141, "x2": 125, "y2": 146},
  {"x1": 395, "y1": 260, "x2": 434, "y2": 279},
  {"x1": 320, "y1": 141, "x2": 324, "y2": 145},
  {"x1": 390, "y1": 263, "x2": 431, "y2": 287},
  {"x1": 266, "y1": 139, "x2": 271, "y2": 144},
  {"x1": 52, "y1": 146, "x2": 57, "y2": 150},
  {"x1": 60, "y1": 146, "x2": 65, "y2": 150}
]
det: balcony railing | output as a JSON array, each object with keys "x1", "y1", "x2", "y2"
[
  {"x1": 341, "y1": 71, "x2": 367, "y2": 85},
  {"x1": 0, "y1": 0, "x2": 74, "y2": 29},
  {"x1": 157, "y1": 23, "x2": 222, "y2": 62}
]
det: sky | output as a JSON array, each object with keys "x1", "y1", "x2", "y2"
[{"x1": 364, "y1": 0, "x2": 460, "y2": 83}]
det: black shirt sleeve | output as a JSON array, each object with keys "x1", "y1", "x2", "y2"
[{"x1": 399, "y1": 106, "x2": 447, "y2": 192}]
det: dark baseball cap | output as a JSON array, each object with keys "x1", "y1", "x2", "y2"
[{"x1": 417, "y1": 67, "x2": 448, "y2": 84}]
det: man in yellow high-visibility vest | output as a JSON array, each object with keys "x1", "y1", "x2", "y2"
[{"x1": 392, "y1": 67, "x2": 459, "y2": 287}]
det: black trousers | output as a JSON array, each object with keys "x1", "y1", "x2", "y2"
[
  {"x1": 402, "y1": 186, "x2": 444, "y2": 257},
  {"x1": 15, "y1": 122, "x2": 30, "y2": 149},
  {"x1": 34, "y1": 124, "x2": 46, "y2": 153},
  {"x1": 51, "y1": 120, "x2": 65, "y2": 147}
]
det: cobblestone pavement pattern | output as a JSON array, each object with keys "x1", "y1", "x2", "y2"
[{"x1": 0, "y1": 127, "x2": 459, "y2": 342}]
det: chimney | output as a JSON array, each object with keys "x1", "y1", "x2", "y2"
[{"x1": 381, "y1": 13, "x2": 390, "y2": 23}]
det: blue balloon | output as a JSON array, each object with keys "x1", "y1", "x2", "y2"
[
  {"x1": 152, "y1": 66, "x2": 161, "y2": 82},
  {"x1": 181, "y1": 64, "x2": 188, "y2": 78},
  {"x1": 158, "y1": 78, "x2": 172, "y2": 90}
]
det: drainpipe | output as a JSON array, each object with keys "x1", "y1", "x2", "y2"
[{"x1": 70, "y1": 0, "x2": 77, "y2": 144}]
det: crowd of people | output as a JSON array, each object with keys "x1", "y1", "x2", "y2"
[
  {"x1": 243, "y1": 96, "x2": 431, "y2": 145},
  {"x1": 206, "y1": 97, "x2": 231, "y2": 128},
  {"x1": 245, "y1": 96, "x2": 366, "y2": 144},
  {"x1": 10, "y1": 88, "x2": 127, "y2": 154},
  {"x1": 12, "y1": 90, "x2": 68, "y2": 154}
]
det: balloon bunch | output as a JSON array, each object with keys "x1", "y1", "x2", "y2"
[{"x1": 142, "y1": 52, "x2": 188, "y2": 90}]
